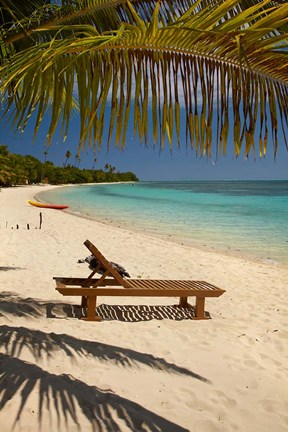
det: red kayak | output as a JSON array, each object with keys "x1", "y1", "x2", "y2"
[{"x1": 28, "y1": 200, "x2": 69, "y2": 210}]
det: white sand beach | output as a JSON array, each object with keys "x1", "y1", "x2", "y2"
[{"x1": 0, "y1": 184, "x2": 287, "y2": 432}]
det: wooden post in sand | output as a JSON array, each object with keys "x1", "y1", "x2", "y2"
[{"x1": 39, "y1": 212, "x2": 42, "y2": 229}]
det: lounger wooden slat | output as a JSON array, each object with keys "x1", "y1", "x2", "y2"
[
  {"x1": 125, "y1": 279, "x2": 222, "y2": 296},
  {"x1": 54, "y1": 240, "x2": 225, "y2": 321},
  {"x1": 56, "y1": 286, "x2": 221, "y2": 297},
  {"x1": 54, "y1": 277, "x2": 122, "y2": 287},
  {"x1": 174, "y1": 280, "x2": 195, "y2": 290}
]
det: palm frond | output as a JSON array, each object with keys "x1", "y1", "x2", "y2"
[{"x1": 0, "y1": 0, "x2": 287, "y2": 157}]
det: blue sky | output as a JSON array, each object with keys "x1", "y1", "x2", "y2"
[{"x1": 2, "y1": 112, "x2": 288, "y2": 181}]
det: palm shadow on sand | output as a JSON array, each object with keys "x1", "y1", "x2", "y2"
[
  {"x1": 0, "y1": 292, "x2": 46, "y2": 318},
  {"x1": 0, "y1": 295, "x2": 210, "y2": 429},
  {"x1": 0, "y1": 266, "x2": 24, "y2": 271},
  {"x1": 0, "y1": 353, "x2": 190, "y2": 431},
  {"x1": 0, "y1": 325, "x2": 209, "y2": 382}
]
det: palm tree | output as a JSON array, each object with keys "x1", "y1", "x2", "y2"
[
  {"x1": 64, "y1": 150, "x2": 71, "y2": 167},
  {"x1": 0, "y1": 1, "x2": 287, "y2": 159},
  {"x1": 75, "y1": 154, "x2": 81, "y2": 167},
  {"x1": 0, "y1": 166, "x2": 13, "y2": 186},
  {"x1": 43, "y1": 150, "x2": 48, "y2": 163},
  {"x1": 92, "y1": 158, "x2": 97, "y2": 170},
  {"x1": 0, "y1": 145, "x2": 9, "y2": 156}
]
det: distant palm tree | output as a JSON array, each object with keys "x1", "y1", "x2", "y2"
[
  {"x1": 0, "y1": 167, "x2": 13, "y2": 186},
  {"x1": 43, "y1": 150, "x2": 48, "y2": 163},
  {"x1": 42, "y1": 150, "x2": 48, "y2": 183},
  {"x1": 92, "y1": 158, "x2": 97, "y2": 170},
  {"x1": 75, "y1": 154, "x2": 81, "y2": 167},
  {"x1": 0, "y1": 145, "x2": 9, "y2": 156},
  {"x1": 64, "y1": 150, "x2": 71, "y2": 167}
]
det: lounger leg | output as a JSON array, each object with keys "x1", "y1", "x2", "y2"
[
  {"x1": 81, "y1": 296, "x2": 87, "y2": 308},
  {"x1": 82, "y1": 296, "x2": 102, "y2": 321},
  {"x1": 179, "y1": 296, "x2": 188, "y2": 307},
  {"x1": 178, "y1": 296, "x2": 192, "y2": 308},
  {"x1": 195, "y1": 296, "x2": 205, "y2": 320}
]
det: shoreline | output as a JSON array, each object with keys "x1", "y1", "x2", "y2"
[
  {"x1": 35, "y1": 183, "x2": 288, "y2": 270},
  {"x1": 1, "y1": 184, "x2": 288, "y2": 431}
]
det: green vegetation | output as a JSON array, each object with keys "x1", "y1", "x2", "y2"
[
  {"x1": 0, "y1": 146, "x2": 139, "y2": 186},
  {"x1": 0, "y1": 1, "x2": 287, "y2": 159}
]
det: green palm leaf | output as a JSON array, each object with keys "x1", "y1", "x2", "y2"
[{"x1": 0, "y1": 0, "x2": 287, "y2": 158}]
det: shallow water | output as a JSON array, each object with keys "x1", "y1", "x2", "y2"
[{"x1": 38, "y1": 181, "x2": 288, "y2": 267}]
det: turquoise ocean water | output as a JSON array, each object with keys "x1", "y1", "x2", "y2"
[{"x1": 37, "y1": 181, "x2": 288, "y2": 267}]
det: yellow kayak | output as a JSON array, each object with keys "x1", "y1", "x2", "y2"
[{"x1": 28, "y1": 200, "x2": 69, "y2": 210}]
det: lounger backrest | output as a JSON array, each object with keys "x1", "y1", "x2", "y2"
[{"x1": 84, "y1": 240, "x2": 129, "y2": 287}]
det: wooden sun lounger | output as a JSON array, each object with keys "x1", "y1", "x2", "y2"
[{"x1": 54, "y1": 240, "x2": 225, "y2": 321}]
